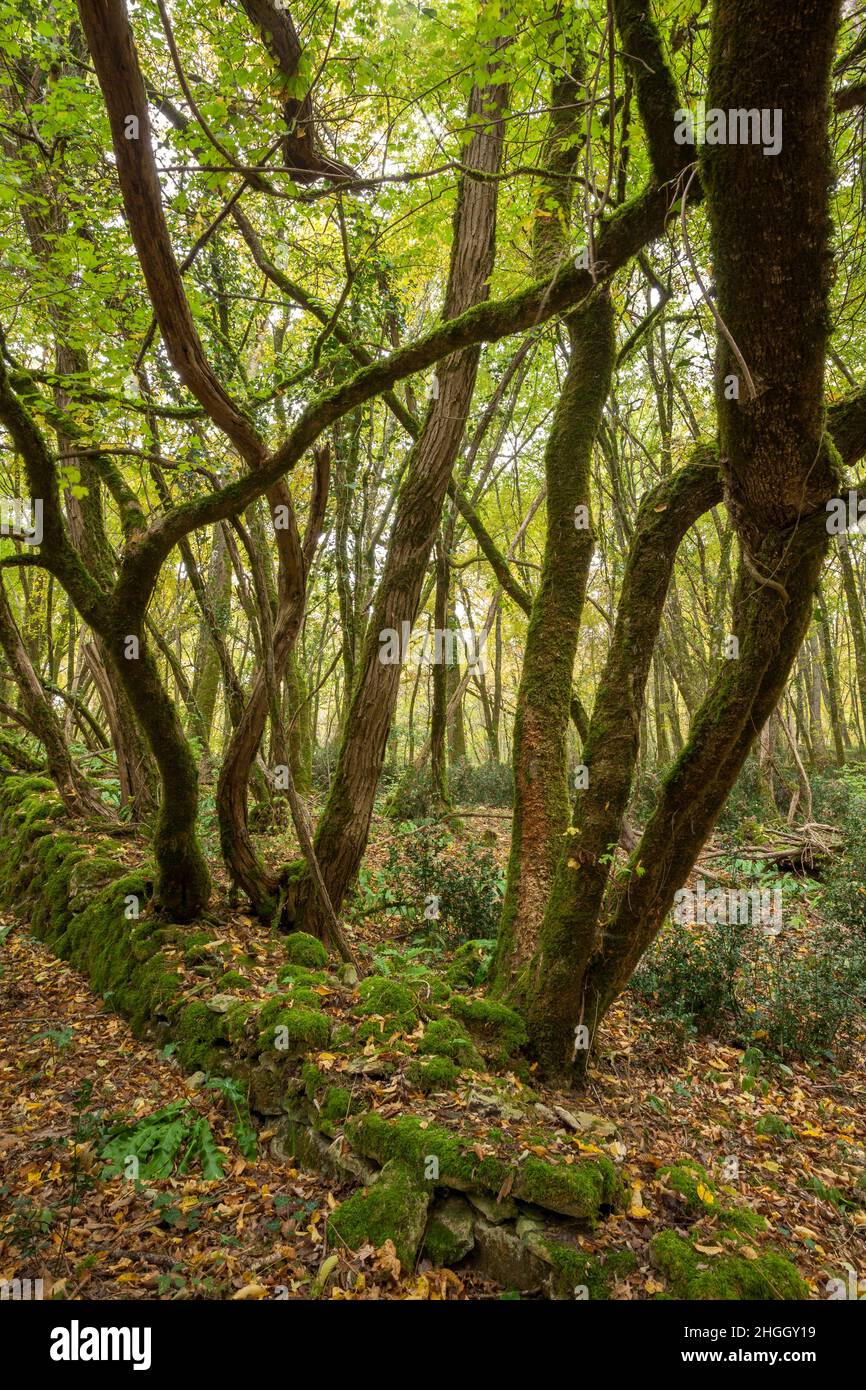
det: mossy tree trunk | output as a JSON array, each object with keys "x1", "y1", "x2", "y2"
[
  {"x1": 493, "y1": 22, "x2": 616, "y2": 991},
  {"x1": 522, "y1": 0, "x2": 842, "y2": 1079}
]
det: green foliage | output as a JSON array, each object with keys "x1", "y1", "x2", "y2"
[
  {"x1": 632, "y1": 901, "x2": 866, "y2": 1061},
  {"x1": 99, "y1": 1101, "x2": 226, "y2": 1181},
  {"x1": 356, "y1": 824, "x2": 504, "y2": 944}
]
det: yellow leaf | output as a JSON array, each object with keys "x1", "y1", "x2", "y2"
[
  {"x1": 696, "y1": 1183, "x2": 715, "y2": 1205},
  {"x1": 628, "y1": 1184, "x2": 651, "y2": 1219}
]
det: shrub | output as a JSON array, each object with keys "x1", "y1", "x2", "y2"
[{"x1": 631, "y1": 909, "x2": 866, "y2": 1062}]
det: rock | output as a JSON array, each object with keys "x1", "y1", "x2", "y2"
[
  {"x1": 467, "y1": 1190, "x2": 518, "y2": 1223},
  {"x1": 186, "y1": 1071, "x2": 207, "y2": 1090},
  {"x1": 470, "y1": 1217, "x2": 546, "y2": 1293},
  {"x1": 466, "y1": 1085, "x2": 526, "y2": 1124},
  {"x1": 423, "y1": 1196, "x2": 475, "y2": 1266},
  {"x1": 328, "y1": 1160, "x2": 430, "y2": 1271},
  {"x1": 206, "y1": 993, "x2": 241, "y2": 1014},
  {"x1": 337, "y1": 962, "x2": 359, "y2": 987},
  {"x1": 553, "y1": 1105, "x2": 617, "y2": 1138},
  {"x1": 271, "y1": 1116, "x2": 374, "y2": 1184},
  {"x1": 67, "y1": 856, "x2": 123, "y2": 912}
]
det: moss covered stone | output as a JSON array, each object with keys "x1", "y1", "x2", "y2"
[
  {"x1": 526, "y1": 1235, "x2": 638, "y2": 1299},
  {"x1": 659, "y1": 1160, "x2": 717, "y2": 1213},
  {"x1": 327, "y1": 1160, "x2": 430, "y2": 1269},
  {"x1": 284, "y1": 931, "x2": 329, "y2": 969},
  {"x1": 422, "y1": 1195, "x2": 475, "y2": 1266},
  {"x1": 256, "y1": 997, "x2": 330, "y2": 1055},
  {"x1": 449, "y1": 996, "x2": 527, "y2": 1058},
  {"x1": 218, "y1": 970, "x2": 250, "y2": 991},
  {"x1": 346, "y1": 1112, "x2": 622, "y2": 1221},
  {"x1": 650, "y1": 1230, "x2": 808, "y2": 1300},
  {"x1": 406, "y1": 1055, "x2": 460, "y2": 1093},
  {"x1": 416, "y1": 1018, "x2": 481, "y2": 1068},
  {"x1": 356, "y1": 976, "x2": 416, "y2": 1018}
]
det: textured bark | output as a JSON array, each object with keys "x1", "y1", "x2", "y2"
[
  {"x1": 494, "y1": 22, "x2": 614, "y2": 989},
  {"x1": 494, "y1": 294, "x2": 615, "y2": 990}
]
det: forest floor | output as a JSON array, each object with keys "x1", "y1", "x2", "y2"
[{"x1": 1, "y1": 808, "x2": 864, "y2": 1301}]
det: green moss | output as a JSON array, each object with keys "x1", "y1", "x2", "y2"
[
  {"x1": 422, "y1": 1197, "x2": 475, "y2": 1266},
  {"x1": 256, "y1": 997, "x2": 330, "y2": 1054},
  {"x1": 277, "y1": 963, "x2": 330, "y2": 987},
  {"x1": 356, "y1": 976, "x2": 416, "y2": 1018},
  {"x1": 659, "y1": 1160, "x2": 716, "y2": 1213},
  {"x1": 321, "y1": 1086, "x2": 354, "y2": 1131},
  {"x1": 517, "y1": 1155, "x2": 622, "y2": 1222},
  {"x1": 218, "y1": 970, "x2": 250, "y2": 991},
  {"x1": 405, "y1": 1056, "x2": 460, "y2": 1093},
  {"x1": 755, "y1": 1113, "x2": 793, "y2": 1139},
  {"x1": 721, "y1": 1207, "x2": 767, "y2": 1235},
  {"x1": 450, "y1": 997, "x2": 527, "y2": 1056},
  {"x1": 327, "y1": 1161, "x2": 430, "y2": 1270},
  {"x1": 124, "y1": 957, "x2": 183, "y2": 1035},
  {"x1": 284, "y1": 931, "x2": 328, "y2": 969},
  {"x1": 346, "y1": 1112, "x2": 622, "y2": 1220},
  {"x1": 175, "y1": 1000, "x2": 231, "y2": 1072},
  {"x1": 650, "y1": 1230, "x2": 808, "y2": 1300},
  {"x1": 446, "y1": 941, "x2": 492, "y2": 989},
  {"x1": 529, "y1": 1237, "x2": 637, "y2": 1299},
  {"x1": 416, "y1": 1018, "x2": 481, "y2": 1068}
]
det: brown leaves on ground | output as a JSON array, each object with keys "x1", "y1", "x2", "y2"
[{"x1": 0, "y1": 922, "x2": 490, "y2": 1301}]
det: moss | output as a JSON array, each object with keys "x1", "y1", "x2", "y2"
[
  {"x1": 529, "y1": 1237, "x2": 637, "y2": 1299},
  {"x1": 721, "y1": 1207, "x2": 767, "y2": 1235},
  {"x1": 288, "y1": 987, "x2": 324, "y2": 1010},
  {"x1": 450, "y1": 997, "x2": 527, "y2": 1056},
  {"x1": 416, "y1": 1018, "x2": 481, "y2": 1068},
  {"x1": 321, "y1": 1086, "x2": 354, "y2": 1132},
  {"x1": 346, "y1": 1112, "x2": 622, "y2": 1220},
  {"x1": 650, "y1": 1230, "x2": 808, "y2": 1300},
  {"x1": 218, "y1": 970, "x2": 250, "y2": 991},
  {"x1": 256, "y1": 997, "x2": 330, "y2": 1054},
  {"x1": 405, "y1": 1056, "x2": 460, "y2": 1093},
  {"x1": 124, "y1": 956, "x2": 183, "y2": 1035},
  {"x1": 422, "y1": 1197, "x2": 475, "y2": 1266},
  {"x1": 327, "y1": 1160, "x2": 430, "y2": 1270},
  {"x1": 356, "y1": 1017, "x2": 414, "y2": 1043},
  {"x1": 517, "y1": 1155, "x2": 622, "y2": 1222},
  {"x1": 301, "y1": 1061, "x2": 324, "y2": 1097},
  {"x1": 175, "y1": 1000, "x2": 231, "y2": 1071},
  {"x1": 659, "y1": 1160, "x2": 716, "y2": 1213},
  {"x1": 446, "y1": 941, "x2": 491, "y2": 989},
  {"x1": 356, "y1": 976, "x2": 417, "y2": 1018},
  {"x1": 277, "y1": 963, "x2": 330, "y2": 987},
  {"x1": 284, "y1": 931, "x2": 328, "y2": 969}
]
